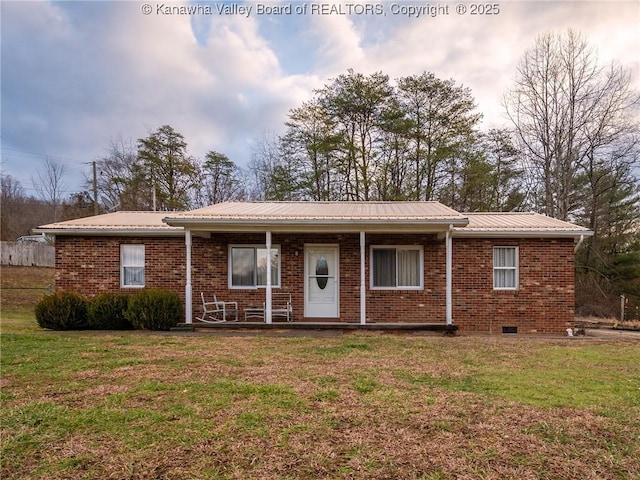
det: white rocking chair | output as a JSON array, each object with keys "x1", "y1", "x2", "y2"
[{"x1": 196, "y1": 292, "x2": 238, "y2": 323}]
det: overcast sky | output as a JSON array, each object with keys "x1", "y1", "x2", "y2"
[{"x1": 1, "y1": 0, "x2": 638, "y2": 197}]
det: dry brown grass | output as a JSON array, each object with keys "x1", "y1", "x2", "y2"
[
  {"x1": 2, "y1": 268, "x2": 639, "y2": 479},
  {"x1": 3, "y1": 332, "x2": 640, "y2": 480}
]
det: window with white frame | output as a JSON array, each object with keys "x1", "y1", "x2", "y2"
[
  {"x1": 121, "y1": 244, "x2": 145, "y2": 288},
  {"x1": 229, "y1": 245, "x2": 280, "y2": 288},
  {"x1": 493, "y1": 246, "x2": 518, "y2": 290},
  {"x1": 371, "y1": 246, "x2": 423, "y2": 289}
]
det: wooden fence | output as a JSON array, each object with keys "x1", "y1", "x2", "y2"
[{"x1": 1, "y1": 242, "x2": 55, "y2": 267}]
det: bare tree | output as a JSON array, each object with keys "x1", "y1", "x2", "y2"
[
  {"x1": 1, "y1": 174, "x2": 26, "y2": 239},
  {"x1": 505, "y1": 30, "x2": 640, "y2": 316},
  {"x1": 31, "y1": 157, "x2": 67, "y2": 222},
  {"x1": 248, "y1": 131, "x2": 303, "y2": 201},
  {"x1": 1, "y1": 174, "x2": 55, "y2": 239},
  {"x1": 504, "y1": 29, "x2": 639, "y2": 221},
  {"x1": 92, "y1": 137, "x2": 138, "y2": 211}
]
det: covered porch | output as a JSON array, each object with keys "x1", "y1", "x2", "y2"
[
  {"x1": 163, "y1": 202, "x2": 469, "y2": 328},
  {"x1": 172, "y1": 320, "x2": 458, "y2": 335}
]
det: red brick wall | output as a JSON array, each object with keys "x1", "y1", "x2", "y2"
[
  {"x1": 364, "y1": 234, "x2": 446, "y2": 324},
  {"x1": 54, "y1": 236, "x2": 186, "y2": 300},
  {"x1": 452, "y1": 238, "x2": 575, "y2": 334},
  {"x1": 190, "y1": 233, "x2": 445, "y2": 323},
  {"x1": 54, "y1": 234, "x2": 576, "y2": 334},
  {"x1": 191, "y1": 233, "x2": 361, "y2": 322}
]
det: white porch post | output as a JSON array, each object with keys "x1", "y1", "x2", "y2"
[
  {"x1": 360, "y1": 231, "x2": 366, "y2": 325},
  {"x1": 265, "y1": 231, "x2": 272, "y2": 324},
  {"x1": 445, "y1": 224, "x2": 453, "y2": 325},
  {"x1": 185, "y1": 229, "x2": 193, "y2": 324}
]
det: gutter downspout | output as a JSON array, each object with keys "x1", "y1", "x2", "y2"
[
  {"x1": 574, "y1": 234, "x2": 585, "y2": 253},
  {"x1": 360, "y1": 231, "x2": 366, "y2": 325},
  {"x1": 185, "y1": 230, "x2": 192, "y2": 324},
  {"x1": 446, "y1": 224, "x2": 453, "y2": 325}
]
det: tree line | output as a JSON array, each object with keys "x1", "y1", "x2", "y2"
[
  {"x1": 252, "y1": 70, "x2": 526, "y2": 213},
  {"x1": 1, "y1": 30, "x2": 638, "y2": 318}
]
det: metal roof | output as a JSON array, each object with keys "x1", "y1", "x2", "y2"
[
  {"x1": 34, "y1": 211, "x2": 183, "y2": 236},
  {"x1": 453, "y1": 212, "x2": 593, "y2": 237},
  {"x1": 163, "y1": 201, "x2": 468, "y2": 232},
  {"x1": 34, "y1": 204, "x2": 593, "y2": 238},
  {"x1": 168, "y1": 201, "x2": 464, "y2": 220}
]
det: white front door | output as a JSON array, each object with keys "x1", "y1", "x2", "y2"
[{"x1": 304, "y1": 245, "x2": 339, "y2": 318}]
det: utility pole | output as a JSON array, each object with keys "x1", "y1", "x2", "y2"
[
  {"x1": 151, "y1": 164, "x2": 157, "y2": 211},
  {"x1": 92, "y1": 161, "x2": 99, "y2": 215}
]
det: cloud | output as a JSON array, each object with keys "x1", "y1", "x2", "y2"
[
  {"x1": 1, "y1": 0, "x2": 638, "y2": 195},
  {"x1": 308, "y1": 13, "x2": 366, "y2": 74},
  {"x1": 1, "y1": 1, "x2": 317, "y2": 189}
]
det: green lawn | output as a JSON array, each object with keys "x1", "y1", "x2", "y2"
[{"x1": 1, "y1": 267, "x2": 639, "y2": 479}]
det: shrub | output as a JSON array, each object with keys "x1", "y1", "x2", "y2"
[
  {"x1": 125, "y1": 289, "x2": 182, "y2": 331},
  {"x1": 35, "y1": 291, "x2": 88, "y2": 330},
  {"x1": 88, "y1": 293, "x2": 133, "y2": 330}
]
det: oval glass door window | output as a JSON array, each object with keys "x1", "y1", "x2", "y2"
[{"x1": 315, "y1": 256, "x2": 329, "y2": 289}]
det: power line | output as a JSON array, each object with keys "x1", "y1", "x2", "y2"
[{"x1": 1, "y1": 146, "x2": 90, "y2": 170}]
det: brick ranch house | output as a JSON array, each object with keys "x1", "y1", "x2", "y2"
[{"x1": 35, "y1": 201, "x2": 593, "y2": 334}]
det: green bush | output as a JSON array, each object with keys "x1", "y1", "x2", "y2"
[
  {"x1": 35, "y1": 291, "x2": 89, "y2": 330},
  {"x1": 88, "y1": 293, "x2": 133, "y2": 330},
  {"x1": 125, "y1": 289, "x2": 182, "y2": 331}
]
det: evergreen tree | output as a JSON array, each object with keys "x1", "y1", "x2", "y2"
[
  {"x1": 198, "y1": 151, "x2": 245, "y2": 205},
  {"x1": 396, "y1": 73, "x2": 481, "y2": 201},
  {"x1": 136, "y1": 125, "x2": 198, "y2": 211}
]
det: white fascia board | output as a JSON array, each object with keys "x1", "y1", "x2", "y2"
[
  {"x1": 176, "y1": 223, "x2": 457, "y2": 234},
  {"x1": 164, "y1": 217, "x2": 469, "y2": 233},
  {"x1": 32, "y1": 228, "x2": 185, "y2": 237},
  {"x1": 452, "y1": 230, "x2": 594, "y2": 239}
]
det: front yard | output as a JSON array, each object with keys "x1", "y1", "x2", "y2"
[{"x1": 1, "y1": 266, "x2": 639, "y2": 479}]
